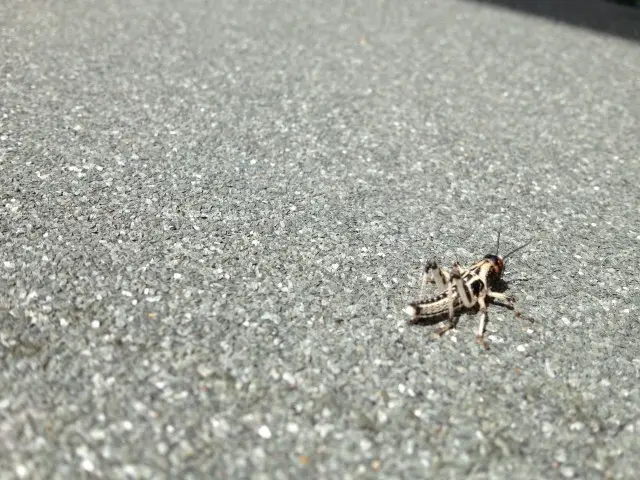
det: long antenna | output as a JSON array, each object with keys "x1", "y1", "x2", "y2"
[
  {"x1": 503, "y1": 237, "x2": 534, "y2": 260},
  {"x1": 495, "y1": 231, "x2": 501, "y2": 255}
]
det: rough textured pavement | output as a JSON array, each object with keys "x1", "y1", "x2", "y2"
[{"x1": 1, "y1": 0, "x2": 640, "y2": 478}]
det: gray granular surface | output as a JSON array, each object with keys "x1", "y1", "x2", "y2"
[{"x1": 1, "y1": 0, "x2": 639, "y2": 478}]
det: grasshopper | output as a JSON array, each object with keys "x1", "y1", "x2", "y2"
[{"x1": 404, "y1": 234, "x2": 532, "y2": 348}]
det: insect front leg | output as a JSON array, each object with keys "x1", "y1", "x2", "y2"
[
  {"x1": 488, "y1": 290, "x2": 534, "y2": 324},
  {"x1": 487, "y1": 291, "x2": 515, "y2": 308}
]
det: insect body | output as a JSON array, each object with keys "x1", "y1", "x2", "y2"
[{"x1": 405, "y1": 236, "x2": 532, "y2": 348}]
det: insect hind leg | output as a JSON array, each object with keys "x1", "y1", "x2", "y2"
[
  {"x1": 476, "y1": 293, "x2": 490, "y2": 350},
  {"x1": 451, "y1": 266, "x2": 477, "y2": 308},
  {"x1": 422, "y1": 260, "x2": 450, "y2": 296},
  {"x1": 434, "y1": 277, "x2": 458, "y2": 337}
]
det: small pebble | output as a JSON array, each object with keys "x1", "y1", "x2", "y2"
[
  {"x1": 257, "y1": 425, "x2": 272, "y2": 439},
  {"x1": 80, "y1": 459, "x2": 95, "y2": 473},
  {"x1": 15, "y1": 465, "x2": 28, "y2": 479}
]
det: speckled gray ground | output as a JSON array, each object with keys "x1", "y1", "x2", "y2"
[{"x1": 1, "y1": 0, "x2": 639, "y2": 478}]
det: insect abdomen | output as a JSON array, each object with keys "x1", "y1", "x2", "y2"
[{"x1": 405, "y1": 292, "x2": 463, "y2": 320}]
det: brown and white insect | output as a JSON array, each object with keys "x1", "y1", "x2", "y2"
[{"x1": 404, "y1": 234, "x2": 532, "y2": 348}]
